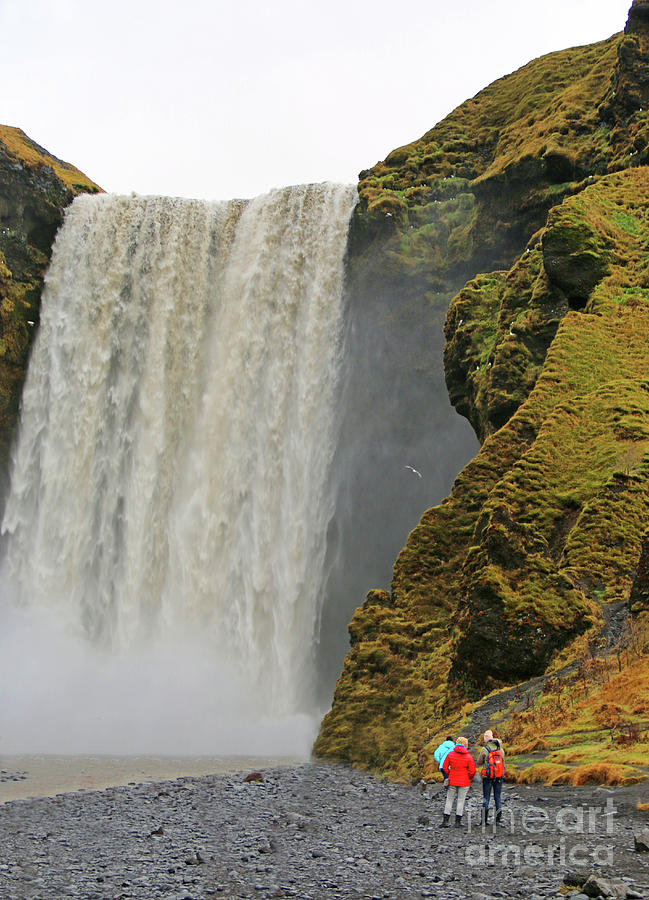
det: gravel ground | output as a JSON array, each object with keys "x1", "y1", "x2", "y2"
[{"x1": 0, "y1": 761, "x2": 648, "y2": 899}]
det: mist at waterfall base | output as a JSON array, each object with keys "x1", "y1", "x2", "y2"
[
  {"x1": 0, "y1": 185, "x2": 356, "y2": 758},
  {"x1": 0, "y1": 599, "x2": 314, "y2": 756}
]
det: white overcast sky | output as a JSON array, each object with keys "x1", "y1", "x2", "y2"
[{"x1": 0, "y1": 0, "x2": 633, "y2": 201}]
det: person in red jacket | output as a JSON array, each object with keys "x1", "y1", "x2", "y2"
[{"x1": 440, "y1": 736, "x2": 476, "y2": 828}]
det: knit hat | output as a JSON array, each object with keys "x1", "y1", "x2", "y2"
[
  {"x1": 483, "y1": 730, "x2": 494, "y2": 742},
  {"x1": 456, "y1": 736, "x2": 469, "y2": 748}
]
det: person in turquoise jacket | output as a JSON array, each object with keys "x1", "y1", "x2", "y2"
[{"x1": 433, "y1": 736, "x2": 455, "y2": 778}]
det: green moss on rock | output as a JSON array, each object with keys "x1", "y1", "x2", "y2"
[{"x1": 317, "y1": 160, "x2": 649, "y2": 780}]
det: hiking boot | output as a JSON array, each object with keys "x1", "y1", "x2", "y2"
[
  {"x1": 454, "y1": 814, "x2": 463, "y2": 828},
  {"x1": 496, "y1": 809, "x2": 504, "y2": 827},
  {"x1": 439, "y1": 813, "x2": 450, "y2": 828},
  {"x1": 481, "y1": 808, "x2": 490, "y2": 826}
]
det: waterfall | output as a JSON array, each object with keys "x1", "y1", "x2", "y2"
[{"x1": 0, "y1": 183, "x2": 357, "y2": 755}]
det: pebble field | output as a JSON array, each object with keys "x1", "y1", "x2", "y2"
[{"x1": 0, "y1": 762, "x2": 648, "y2": 899}]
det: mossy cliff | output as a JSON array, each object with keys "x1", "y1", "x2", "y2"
[
  {"x1": 316, "y1": 2, "x2": 649, "y2": 779},
  {"x1": 0, "y1": 126, "x2": 101, "y2": 500},
  {"x1": 320, "y1": 0, "x2": 635, "y2": 690},
  {"x1": 321, "y1": 2, "x2": 649, "y2": 684}
]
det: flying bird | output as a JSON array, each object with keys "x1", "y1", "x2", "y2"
[{"x1": 404, "y1": 465, "x2": 423, "y2": 478}]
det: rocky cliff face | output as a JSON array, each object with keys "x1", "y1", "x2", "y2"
[
  {"x1": 0, "y1": 126, "x2": 100, "y2": 501},
  {"x1": 316, "y1": 2, "x2": 649, "y2": 780},
  {"x1": 318, "y1": 8, "x2": 625, "y2": 691}
]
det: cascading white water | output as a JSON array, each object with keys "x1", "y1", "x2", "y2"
[{"x1": 0, "y1": 183, "x2": 356, "y2": 755}]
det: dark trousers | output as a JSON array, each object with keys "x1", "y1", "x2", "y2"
[{"x1": 482, "y1": 776, "x2": 503, "y2": 811}]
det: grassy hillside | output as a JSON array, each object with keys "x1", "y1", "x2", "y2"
[
  {"x1": 317, "y1": 164, "x2": 649, "y2": 780},
  {"x1": 0, "y1": 126, "x2": 99, "y2": 194},
  {"x1": 316, "y1": 1, "x2": 649, "y2": 781},
  {"x1": 502, "y1": 616, "x2": 649, "y2": 787},
  {"x1": 322, "y1": 6, "x2": 646, "y2": 691}
]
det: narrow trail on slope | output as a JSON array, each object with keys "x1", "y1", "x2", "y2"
[{"x1": 428, "y1": 601, "x2": 636, "y2": 757}]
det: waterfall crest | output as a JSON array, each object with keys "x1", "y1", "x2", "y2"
[{"x1": 0, "y1": 183, "x2": 356, "y2": 754}]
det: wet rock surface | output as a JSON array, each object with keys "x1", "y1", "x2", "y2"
[{"x1": 0, "y1": 762, "x2": 648, "y2": 899}]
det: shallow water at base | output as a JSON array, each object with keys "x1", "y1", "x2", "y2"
[{"x1": 0, "y1": 754, "x2": 305, "y2": 803}]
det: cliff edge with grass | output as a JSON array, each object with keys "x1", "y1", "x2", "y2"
[
  {"x1": 0, "y1": 126, "x2": 100, "y2": 500},
  {"x1": 315, "y1": 1, "x2": 649, "y2": 784}
]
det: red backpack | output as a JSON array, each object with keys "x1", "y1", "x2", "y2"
[{"x1": 483, "y1": 747, "x2": 505, "y2": 779}]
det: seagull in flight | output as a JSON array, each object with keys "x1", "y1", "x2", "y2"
[{"x1": 404, "y1": 465, "x2": 423, "y2": 478}]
